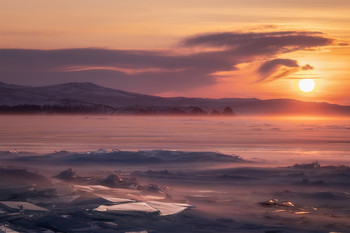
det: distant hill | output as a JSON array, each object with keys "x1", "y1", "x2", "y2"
[{"x1": 1, "y1": 81, "x2": 349, "y2": 116}]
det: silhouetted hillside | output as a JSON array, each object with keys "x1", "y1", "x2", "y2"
[{"x1": 1, "y1": 82, "x2": 349, "y2": 116}]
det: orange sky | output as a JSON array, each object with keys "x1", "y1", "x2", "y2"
[{"x1": 0, "y1": 0, "x2": 349, "y2": 104}]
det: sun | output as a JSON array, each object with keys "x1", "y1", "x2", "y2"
[{"x1": 298, "y1": 79, "x2": 315, "y2": 93}]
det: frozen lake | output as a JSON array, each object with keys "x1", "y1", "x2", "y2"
[
  {"x1": 1, "y1": 115, "x2": 350, "y2": 232},
  {"x1": 1, "y1": 115, "x2": 350, "y2": 165}
]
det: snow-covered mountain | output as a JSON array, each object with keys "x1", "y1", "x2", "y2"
[
  {"x1": 1, "y1": 81, "x2": 349, "y2": 116},
  {"x1": 0, "y1": 81, "x2": 164, "y2": 107}
]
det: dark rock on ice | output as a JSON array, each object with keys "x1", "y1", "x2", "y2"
[{"x1": 53, "y1": 168, "x2": 77, "y2": 181}]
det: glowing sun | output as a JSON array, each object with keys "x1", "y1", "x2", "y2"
[{"x1": 298, "y1": 79, "x2": 315, "y2": 92}]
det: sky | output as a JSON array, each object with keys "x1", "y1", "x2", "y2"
[{"x1": 1, "y1": 0, "x2": 350, "y2": 104}]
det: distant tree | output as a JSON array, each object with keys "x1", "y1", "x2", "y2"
[
  {"x1": 169, "y1": 108, "x2": 187, "y2": 115},
  {"x1": 210, "y1": 110, "x2": 220, "y2": 116},
  {"x1": 190, "y1": 106, "x2": 207, "y2": 115},
  {"x1": 223, "y1": 106, "x2": 236, "y2": 116}
]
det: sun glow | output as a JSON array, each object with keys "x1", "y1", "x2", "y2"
[{"x1": 298, "y1": 79, "x2": 315, "y2": 93}]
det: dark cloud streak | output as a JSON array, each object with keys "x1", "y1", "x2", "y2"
[
  {"x1": 301, "y1": 64, "x2": 314, "y2": 70},
  {"x1": 181, "y1": 31, "x2": 332, "y2": 50},
  {"x1": 259, "y1": 59, "x2": 299, "y2": 74},
  {"x1": 257, "y1": 58, "x2": 317, "y2": 82}
]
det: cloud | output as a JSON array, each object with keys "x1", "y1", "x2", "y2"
[
  {"x1": 301, "y1": 64, "x2": 314, "y2": 70},
  {"x1": 338, "y1": 42, "x2": 349, "y2": 46},
  {"x1": 258, "y1": 59, "x2": 317, "y2": 82},
  {"x1": 0, "y1": 48, "x2": 236, "y2": 93},
  {"x1": 257, "y1": 58, "x2": 300, "y2": 82},
  {"x1": 0, "y1": 30, "x2": 335, "y2": 94},
  {"x1": 181, "y1": 31, "x2": 333, "y2": 53},
  {"x1": 259, "y1": 59, "x2": 299, "y2": 74},
  {"x1": 0, "y1": 30, "x2": 62, "y2": 36}
]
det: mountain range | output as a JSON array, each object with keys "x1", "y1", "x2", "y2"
[{"x1": 1, "y1": 81, "x2": 349, "y2": 116}]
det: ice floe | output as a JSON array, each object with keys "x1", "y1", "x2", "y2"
[
  {"x1": 94, "y1": 202, "x2": 158, "y2": 214},
  {"x1": 0, "y1": 201, "x2": 48, "y2": 212},
  {"x1": 146, "y1": 201, "x2": 192, "y2": 216},
  {"x1": 94, "y1": 201, "x2": 192, "y2": 216}
]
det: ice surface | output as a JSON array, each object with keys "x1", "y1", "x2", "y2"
[
  {"x1": 0, "y1": 201, "x2": 48, "y2": 212},
  {"x1": 26, "y1": 194, "x2": 80, "y2": 204},
  {"x1": 146, "y1": 201, "x2": 192, "y2": 216},
  {"x1": 94, "y1": 201, "x2": 191, "y2": 216},
  {"x1": 125, "y1": 231, "x2": 148, "y2": 233},
  {"x1": 2, "y1": 116, "x2": 350, "y2": 165},
  {"x1": 0, "y1": 225, "x2": 20, "y2": 233},
  {"x1": 97, "y1": 196, "x2": 134, "y2": 203},
  {"x1": 1, "y1": 150, "x2": 350, "y2": 232},
  {"x1": 94, "y1": 202, "x2": 158, "y2": 214},
  {"x1": 2, "y1": 115, "x2": 350, "y2": 233}
]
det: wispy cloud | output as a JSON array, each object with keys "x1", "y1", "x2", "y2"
[
  {"x1": 301, "y1": 64, "x2": 314, "y2": 70},
  {"x1": 257, "y1": 59, "x2": 299, "y2": 82},
  {"x1": 181, "y1": 31, "x2": 333, "y2": 52},
  {"x1": 257, "y1": 59, "x2": 315, "y2": 82},
  {"x1": 0, "y1": 30, "x2": 64, "y2": 36},
  {"x1": 259, "y1": 59, "x2": 299, "y2": 74}
]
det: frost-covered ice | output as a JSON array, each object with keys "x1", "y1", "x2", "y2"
[
  {"x1": 2, "y1": 115, "x2": 350, "y2": 165},
  {"x1": 146, "y1": 201, "x2": 192, "y2": 216},
  {"x1": 94, "y1": 201, "x2": 192, "y2": 216},
  {"x1": 0, "y1": 225, "x2": 20, "y2": 233},
  {"x1": 0, "y1": 160, "x2": 349, "y2": 232},
  {"x1": 94, "y1": 202, "x2": 158, "y2": 214},
  {"x1": 0, "y1": 201, "x2": 49, "y2": 212},
  {"x1": 97, "y1": 196, "x2": 134, "y2": 203},
  {"x1": 125, "y1": 231, "x2": 148, "y2": 233}
]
